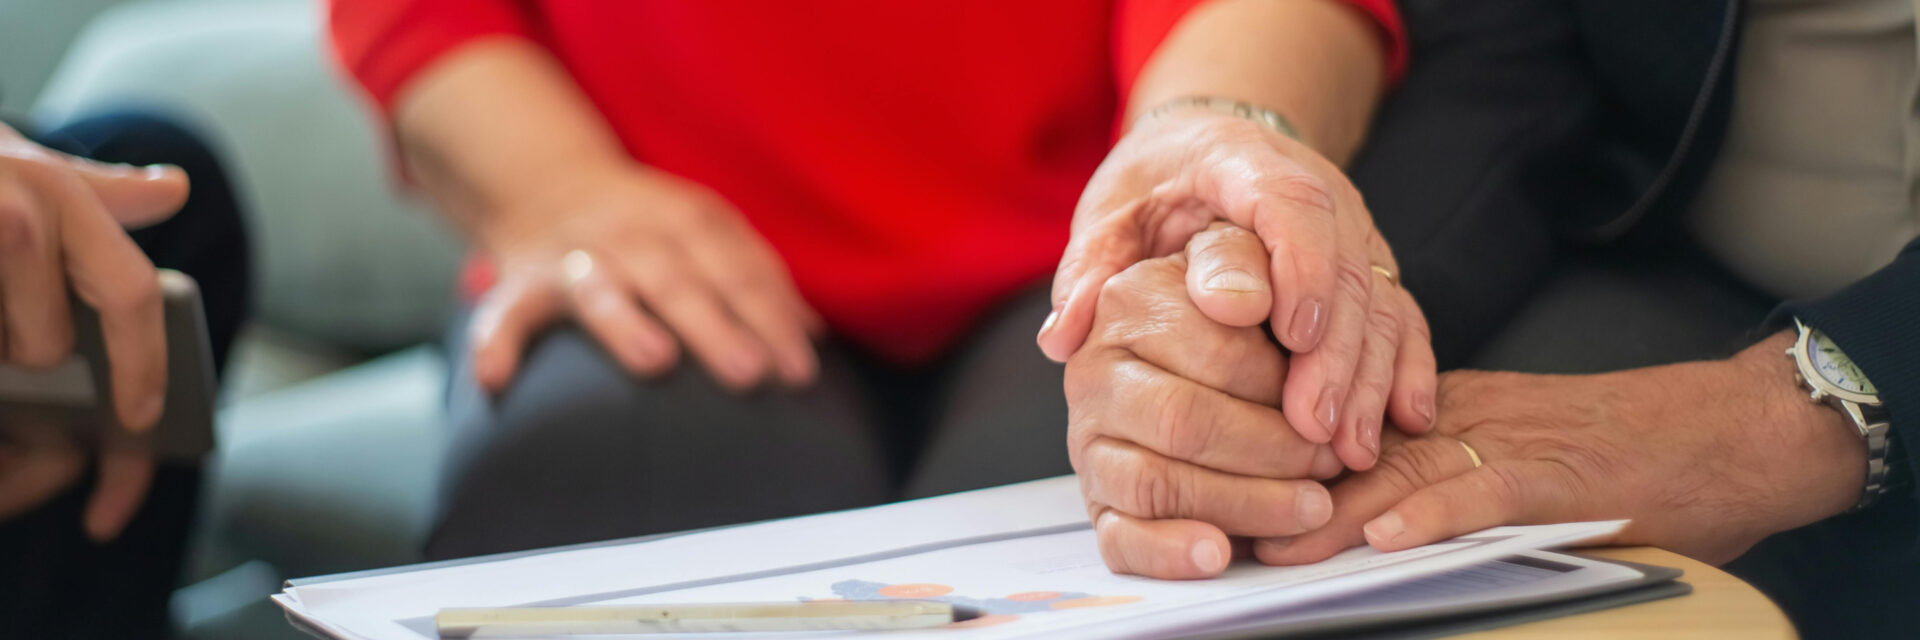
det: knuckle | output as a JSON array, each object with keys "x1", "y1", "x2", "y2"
[
  {"x1": 1124, "y1": 455, "x2": 1181, "y2": 517},
  {"x1": 1355, "y1": 369, "x2": 1394, "y2": 404},
  {"x1": 1399, "y1": 439, "x2": 1461, "y2": 485},
  {"x1": 1334, "y1": 258, "x2": 1372, "y2": 304},
  {"x1": 1366, "y1": 300, "x2": 1402, "y2": 340},
  {"x1": 1153, "y1": 383, "x2": 1211, "y2": 461},
  {"x1": 1261, "y1": 175, "x2": 1337, "y2": 217},
  {"x1": 96, "y1": 272, "x2": 162, "y2": 317},
  {"x1": 1376, "y1": 438, "x2": 1456, "y2": 494},
  {"x1": 1097, "y1": 262, "x2": 1154, "y2": 310}
]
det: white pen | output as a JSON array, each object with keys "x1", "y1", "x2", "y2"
[{"x1": 435, "y1": 600, "x2": 983, "y2": 637}]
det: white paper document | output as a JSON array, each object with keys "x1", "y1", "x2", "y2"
[{"x1": 275, "y1": 476, "x2": 1631, "y2": 640}]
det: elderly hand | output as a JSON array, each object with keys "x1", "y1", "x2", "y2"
[
  {"x1": 468, "y1": 161, "x2": 821, "y2": 393},
  {"x1": 1067, "y1": 222, "x2": 1346, "y2": 580},
  {"x1": 0, "y1": 122, "x2": 186, "y2": 540},
  {"x1": 1041, "y1": 110, "x2": 1434, "y2": 471},
  {"x1": 1255, "y1": 336, "x2": 1869, "y2": 566}
]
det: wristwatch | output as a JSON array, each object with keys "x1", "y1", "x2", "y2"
[{"x1": 1787, "y1": 318, "x2": 1892, "y2": 511}]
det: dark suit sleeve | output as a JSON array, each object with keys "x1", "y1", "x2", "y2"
[{"x1": 1777, "y1": 237, "x2": 1920, "y2": 508}]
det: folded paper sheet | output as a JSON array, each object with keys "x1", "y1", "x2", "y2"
[{"x1": 276, "y1": 476, "x2": 1630, "y2": 639}]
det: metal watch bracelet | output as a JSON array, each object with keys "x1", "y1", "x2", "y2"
[{"x1": 1141, "y1": 96, "x2": 1302, "y2": 141}]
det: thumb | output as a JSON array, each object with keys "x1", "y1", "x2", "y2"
[
  {"x1": 67, "y1": 157, "x2": 189, "y2": 229},
  {"x1": 1184, "y1": 222, "x2": 1273, "y2": 328}
]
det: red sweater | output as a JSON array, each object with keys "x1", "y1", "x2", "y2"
[{"x1": 329, "y1": 1, "x2": 1405, "y2": 364}]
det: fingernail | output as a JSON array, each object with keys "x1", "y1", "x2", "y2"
[
  {"x1": 1203, "y1": 269, "x2": 1262, "y2": 293},
  {"x1": 1366, "y1": 511, "x2": 1406, "y2": 546},
  {"x1": 142, "y1": 163, "x2": 178, "y2": 180},
  {"x1": 1289, "y1": 299, "x2": 1325, "y2": 347},
  {"x1": 1297, "y1": 488, "x2": 1332, "y2": 529},
  {"x1": 1037, "y1": 309, "x2": 1060, "y2": 339},
  {"x1": 1191, "y1": 538, "x2": 1226, "y2": 573},
  {"x1": 1316, "y1": 387, "x2": 1341, "y2": 437},
  {"x1": 1417, "y1": 393, "x2": 1436, "y2": 426},
  {"x1": 1258, "y1": 537, "x2": 1292, "y2": 553},
  {"x1": 1360, "y1": 418, "x2": 1380, "y2": 458}
]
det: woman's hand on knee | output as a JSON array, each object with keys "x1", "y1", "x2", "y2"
[{"x1": 467, "y1": 162, "x2": 821, "y2": 394}]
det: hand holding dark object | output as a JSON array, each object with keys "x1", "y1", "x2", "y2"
[
  {"x1": 466, "y1": 161, "x2": 822, "y2": 394},
  {"x1": 0, "y1": 122, "x2": 187, "y2": 541}
]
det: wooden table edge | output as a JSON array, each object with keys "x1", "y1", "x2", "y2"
[{"x1": 1455, "y1": 546, "x2": 1796, "y2": 640}]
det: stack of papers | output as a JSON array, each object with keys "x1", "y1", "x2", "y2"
[{"x1": 276, "y1": 476, "x2": 1661, "y2": 639}]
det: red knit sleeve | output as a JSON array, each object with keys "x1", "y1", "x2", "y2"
[
  {"x1": 326, "y1": 0, "x2": 537, "y2": 115},
  {"x1": 1112, "y1": 0, "x2": 1409, "y2": 103}
]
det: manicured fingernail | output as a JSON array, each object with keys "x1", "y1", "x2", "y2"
[
  {"x1": 1191, "y1": 538, "x2": 1226, "y2": 573},
  {"x1": 1204, "y1": 269, "x2": 1262, "y2": 293},
  {"x1": 1417, "y1": 393, "x2": 1436, "y2": 426},
  {"x1": 1297, "y1": 488, "x2": 1332, "y2": 529},
  {"x1": 1289, "y1": 299, "x2": 1325, "y2": 347},
  {"x1": 1316, "y1": 387, "x2": 1341, "y2": 437},
  {"x1": 1037, "y1": 309, "x2": 1060, "y2": 339},
  {"x1": 1366, "y1": 511, "x2": 1406, "y2": 546},
  {"x1": 1360, "y1": 418, "x2": 1380, "y2": 458}
]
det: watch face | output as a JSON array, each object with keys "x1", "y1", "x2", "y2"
[{"x1": 1809, "y1": 331, "x2": 1877, "y2": 395}]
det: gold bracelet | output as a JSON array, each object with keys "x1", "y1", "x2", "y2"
[{"x1": 1141, "y1": 96, "x2": 1301, "y2": 141}]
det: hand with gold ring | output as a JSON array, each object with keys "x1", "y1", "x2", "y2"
[
  {"x1": 1042, "y1": 106, "x2": 1440, "y2": 474},
  {"x1": 467, "y1": 162, "x2": 823, "y2": 393},
  {"x1": 1251, "y1": 347, "x2": 1869, "y2": 566}
]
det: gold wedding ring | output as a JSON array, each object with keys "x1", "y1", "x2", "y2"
[
  {"x1": 562, "y1": 249, "x2": 595, "y2": 286},
  {"x1": 1459, "y1": 441, "x2": 1483, "y2": 469},
  {"x1": 1371, "y1": 264, "x2": 1398, "y2": 288}
]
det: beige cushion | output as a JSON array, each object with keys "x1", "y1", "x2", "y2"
[{"x1": 1688, "y1": 0, "x2": 1920, "y2": 300}]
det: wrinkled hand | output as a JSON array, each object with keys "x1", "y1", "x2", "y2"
[
  {"x1": 1067, "y1": 225, "x2": 1347, "y2": 580},
  {"x1": 1042, "y1": 111, "x2": 1434, "y2": 470},
  {"x1": 0, "y1": 122, "x2": 186, "y2": 540},
  {"x1": 1257, "y1": 339, "x2": 1867, "y2": 566},
  {"x1": 470, "y1": 162, "x2": 821, "y2": 393}
]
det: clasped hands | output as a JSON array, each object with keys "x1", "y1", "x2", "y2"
[{"x1": 1050, "y1": 114, "x2": 1870, "y2": 580}]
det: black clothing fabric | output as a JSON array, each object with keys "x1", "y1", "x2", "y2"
[{"x1": 1353, "y1": 1, "x2": 1915, "y2": 637}]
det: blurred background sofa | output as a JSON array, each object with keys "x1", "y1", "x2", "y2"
[{"x1": 3, "y1": 0, "x2": 463, "y2": 637}]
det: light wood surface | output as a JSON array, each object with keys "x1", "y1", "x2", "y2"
[{"x1": 1459, "y1": 547, "x2": 1796, "y2": 640}]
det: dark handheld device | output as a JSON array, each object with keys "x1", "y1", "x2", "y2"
[{"x1": 0, "y1": 269, "x2": 216, "y2": 460}]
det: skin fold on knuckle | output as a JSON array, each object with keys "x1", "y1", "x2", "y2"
[
  {"x1": 1153, "y1": 379, "x2": 1212, "y2": 462},
  {"x1": 1257, "y1": 173, "x2": 1337, "y2": 221},
  {"x1": 1114, "y1": 450, "x2": 1183, "y2": 519}
]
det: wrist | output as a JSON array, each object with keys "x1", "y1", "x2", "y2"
[
  {"x1": 473, "y1": 156, "x2": 637, "y2": 255},
  {"x1": 1731, "y1": 333, "x2": 1867, "y2": 521}
]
